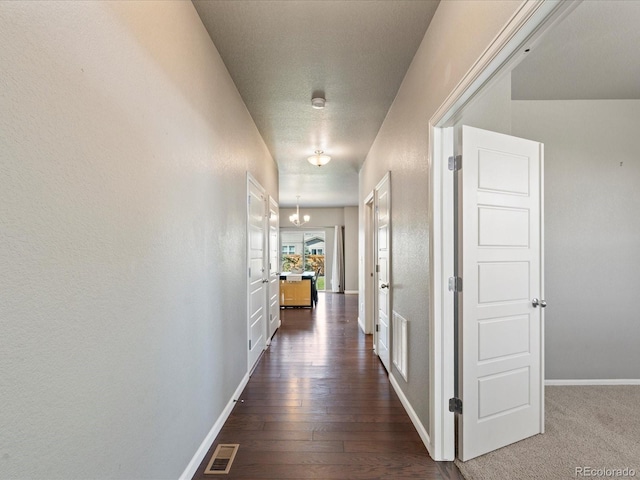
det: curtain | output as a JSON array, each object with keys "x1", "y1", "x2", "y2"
[{"x1": 332, "y1": 225, "x2": 345, "y2": 293}]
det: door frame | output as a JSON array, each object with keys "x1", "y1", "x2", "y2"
[
  {"x1": 267, "y1": 195, "x2": 280, "y2": 344},
  {"x1": 428, "y1": 0, "x2": 579, "y2": 461},
  {"x1": 362, "y1": 192, "x2": 375, "y2": 335}
]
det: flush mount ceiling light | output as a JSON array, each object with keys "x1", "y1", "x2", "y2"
[
  {"x1": 311, "y1": 97, "x2": 326, "y2": 109},
  {"x1": 289, "y1": 196, "x2": 310, "y2": 227},
  {"x1": 307, "y1": 150, "x2": 331, "y2": 167}
]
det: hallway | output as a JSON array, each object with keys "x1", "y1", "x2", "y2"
[{"x1": 192, "y1": 294, "x2": 462, "y2": 479}]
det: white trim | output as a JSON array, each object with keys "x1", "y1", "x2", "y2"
[
  {"x1": 390, "y1": 374, "x2": 432, "y2": 457},
  {"x1": 539, "y1": 143, "x2": 545, "y2": 434},
  {"x1": 428, "y1": 0, "x2": 579, "y2": 462},
  {"x1": 344, "y1": 290, "x2": 358, "y2": 295},
  {"x1": 179, "y1": 372, "x2": 251, "y2": 480},
  {"x1": 267, "y1": 195, "x2": 280, "y2": 341},
  {"x1": 545, "y1": 379, "x2": 640, "y2": 386},
  {"x1": 357, "y1": 316, "x2": 365, "y2": 333},
  {"x1": 363, "y1": 192, "x2": 375, "y2": 335},
  {"x1": 429, "y1": 125, "x2": 455, "y2": 461}
]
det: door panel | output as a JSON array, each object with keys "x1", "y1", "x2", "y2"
[
  {"x1": 478, "y1": 315, "x2": 530, "y2": 361},
  {"x1": 375, "y1": 173, "x2": 391, "y2": 371},
  {"x1": 459, "y1": 126, "x2": 543, "y2": 461},
  {"x1": 478, "y1": 207, "x2": 529, "y2": 246},
  {"x1": 247, "y1": 176, "x2": 267, "y2": 371}
]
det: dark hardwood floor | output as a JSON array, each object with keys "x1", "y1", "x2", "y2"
[{"x1": 192, "y1": 293, "x2": 463, "y2": 479}]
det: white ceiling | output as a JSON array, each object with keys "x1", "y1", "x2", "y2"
[
  {"x1": 193, "y1": 0, "x2": 439, "y2": 207},
  {"x1": 512, "y1": 0, "x2": 640, "y2": 100}
]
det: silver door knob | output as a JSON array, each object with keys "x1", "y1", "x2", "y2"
[
  {"x1": 532, "y1": 298, "x2": 547, "y2": 308},
  {"x1": 262, "y1": 279, "x2": 269, "y2": 283},
  {"x1": 380, "y1": 283, "x2": 389, "y2": 289}
]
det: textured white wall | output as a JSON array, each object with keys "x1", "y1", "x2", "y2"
[
  {"x1": 0, "y1": 2, "x2": 277, "y2": 479},
  {"x1": 359, "y1": 0, "x2": 523, "y2": 433}
]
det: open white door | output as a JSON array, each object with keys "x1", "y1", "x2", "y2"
[
  {"x1": 247, "y1": 174, "x2": 267, "y2": 371},
  {"x1": 375, "y1": 173, "x2": 391, "y2": 371},
  {"x1": 458, "y1": 126, "x2": 544, "y2": 461},
  {"x1": 267, "y1": 196, "x2": 280, "y2": 342}
]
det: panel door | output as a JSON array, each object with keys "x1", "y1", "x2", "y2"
[
  {"x1": 268, "y1": 196, "x2": 280, "y2": 341},
  {"x1": 376, "y1": 173, "x2": 391, "y2": 371},
  {"x1": 459, "y1": 126, "x2": 544, "y2": 461},
  {"x1": 247, "y1": 176, "x2": 267, "y2": 371}
]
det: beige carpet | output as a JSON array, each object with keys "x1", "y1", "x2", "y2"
[{"x1": 455, "y1": 386, "x2": 640, "y2": 480}]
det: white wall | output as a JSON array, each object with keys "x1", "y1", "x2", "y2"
[
  {"x1": 359, "y1": 0, "x2": 523, "y2": 436},
  {"x1": 512, "y1": 99, "x2": 640, "y2": 380},
  {"x1": 0, "y1": 2, "x2": 277, "y2": 479}
]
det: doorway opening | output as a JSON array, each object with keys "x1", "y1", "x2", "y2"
[
  {"x1": 428, "y1": 0, "x2": 578, "y2": 462},
  {"x1": 280, "y1": 230, "x2": 326, "y2": 291}
]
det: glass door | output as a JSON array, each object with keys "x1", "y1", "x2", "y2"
[{"x1": 280, "y1": 230, "x2": 325, "y2": 291}]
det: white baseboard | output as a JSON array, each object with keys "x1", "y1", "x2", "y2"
[
  {"x1": 545, "y1": 379, "x2": 640, "y2": 386},
  {"x1": 179, "y1": 372, "x2": 250, "y2": 480},
  {"x1": 389, "y1": 373, "x2": 433, "y2": 458},
  {"x1": 344, "y1": 290, "x2": 358, "y2": 295}
]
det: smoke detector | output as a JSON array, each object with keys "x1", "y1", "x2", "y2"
[{"x1": 311, "y1": 97, "x2": 326, "y2": 109}]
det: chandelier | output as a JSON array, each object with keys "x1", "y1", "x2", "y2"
[{"x1": 289, "y1": 196, "x2": 310, "y2": 227}]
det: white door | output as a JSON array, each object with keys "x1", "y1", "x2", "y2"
[
  {"x1": 267, "y1": 196, "x2": 280, "y2": 342},
  {"x1": 458, "y1": 126, "x2": 544, "y2": 461},
  {"x1": 247, "y1": 175, "x2": 267, "y2": 371},
  {"x1": 375, "y1": 173, "x2": 391, "y2": 371}
]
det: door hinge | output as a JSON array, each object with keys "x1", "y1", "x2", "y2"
[
  {"x1": 375, "y1": 264, "x2": 380, "y2": 273},
  {"x1": 448, "y1": 155, "x2": 462, "y2": 171},
  {"x1": 375, "y1": 324, "x2": 379, "y2": 332},
  {"x1": 449, "y1": 397, "x2": 462, "y2": 414},
  {"x1": 248, "y1": 267, "x2": 251, "y2": 278},
  {"x1": 249, "y1": 339, "x2": 252, "y2": 350},
  {"x1": 448, "y1": 276, "x2": 462, "y2": 293},
  {"x1": 248, "y1": 195, "x2": 251, "y2": 205}
]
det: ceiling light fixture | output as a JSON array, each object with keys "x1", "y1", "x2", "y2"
[
  {"x1": 289, "y1": 196, "x2": 310, "y2": 227},
  {"x1": 311, "y1": 97, "x2": 326, "y2": 109},
  {"x1": 307, "y1": 150, "x2": 331, "y2": 167}
]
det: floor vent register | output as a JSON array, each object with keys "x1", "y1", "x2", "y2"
[{"x1": 204, "y1": 444, "x2": 239, "y2": 475}]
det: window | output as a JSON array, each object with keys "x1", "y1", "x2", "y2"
[
  {"x1": 280, "y1": 230, "x2": 326, "y2": 290},
  {"x1": 281, "y1": 245, "x2": 295, "y2": 254}
]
